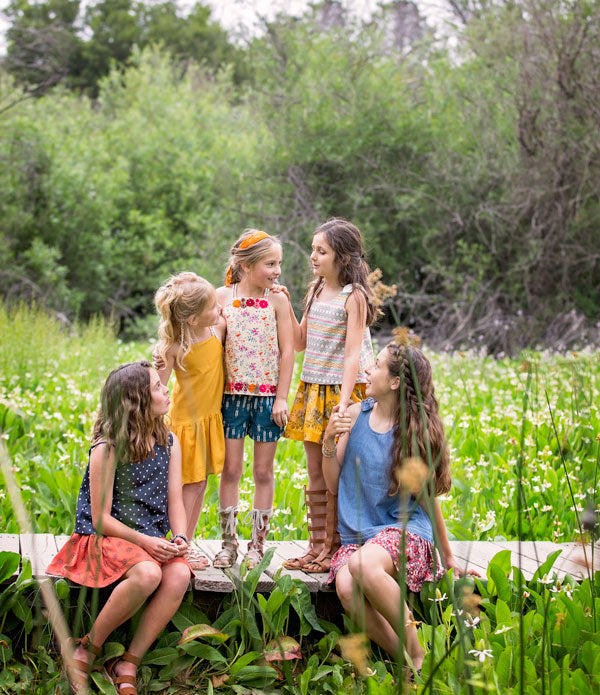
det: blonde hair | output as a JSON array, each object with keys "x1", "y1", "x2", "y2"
[
  {"x1": 225, "y1": 229, "x2": 281, "y2": 286},
  {"x1": 155, "y1": 272, "x2": 215, "y2": 370}
]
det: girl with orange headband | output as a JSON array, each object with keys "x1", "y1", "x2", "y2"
[{"x1": 213, "y1": 229, "x2": 294, "y2": 568}]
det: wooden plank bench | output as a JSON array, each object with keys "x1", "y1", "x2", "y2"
[{"x1": 3, "y1": 534, "x2": 598, "y2": 589}]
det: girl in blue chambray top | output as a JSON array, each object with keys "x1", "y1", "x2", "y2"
[{"x1": 321, "y1": 342, "x2": 478, "y2": 675}]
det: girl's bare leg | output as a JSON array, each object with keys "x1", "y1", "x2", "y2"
[
  {"x1": 73, "y1": 561, "x2": 163, "y2": 666},
  {"x1": 218, "y1": 438, "x2": 245, "y2": 507},
  {"x1": 348, "y1": 545, "x2": 423, "y2": 667},
  {"x1": 335, "y1": 565, "x2": 399, "y2": 655},
  {"x1": 252, "y1": 441, "x2": 277, "y2": 509},
  {"x1": 112, "y1": 562, "x2": 191, "y2": 683},
  {"x1": 182, "y1": 480, "x2": 207, "y2": 540},
  {"x1": 304, "y1": 441, "x2": 325, "y2": 492}
]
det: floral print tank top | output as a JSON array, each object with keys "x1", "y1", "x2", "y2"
[{"x1": 222, "y1": 285, "x2": 279, "y2": 396}]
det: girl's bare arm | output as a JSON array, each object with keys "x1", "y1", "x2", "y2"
[
  {"x1": 167, "y1": 434, "x2": 189, "y2": 554},
  {"x1": 272, "y1": 292, "x2": 294, "y2": 426},
  {"x1": 339, "y1": 290, "x2": 367, "y2": 415}
]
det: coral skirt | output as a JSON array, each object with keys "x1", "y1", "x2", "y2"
[{"x1": 47, "y1": 534, "x2": 191, "y2": 588}]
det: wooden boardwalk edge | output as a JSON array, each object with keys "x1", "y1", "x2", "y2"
[{"x1": 1, "y1": 534, "x2": 598, "y2": 590}]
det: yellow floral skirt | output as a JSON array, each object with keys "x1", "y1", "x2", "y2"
[{"x1": 284, "y1": 381, "x2": 367, "y2": 444}]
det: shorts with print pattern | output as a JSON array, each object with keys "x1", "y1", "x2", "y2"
[{"x1": 222, "y1": 394, "x2": 284, "y2": 442}]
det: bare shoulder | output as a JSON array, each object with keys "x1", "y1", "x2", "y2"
[
  {"x1": 169, "y1": 431, "x2": 181, "y2": 450},
  {"x1": 345, "y1": 286, "x2": 368, "y2": 311},
  {"x1": 216, "y1": 285, "x2": 231, "y2": 303},
  {"x1": 270, "y1": 290, "x2": 290, "y2": 310},
  {"x1": 89, "y1": 441, "x2": 115, "y2": 468},
  {"x1": 347, "y1": 401, "x2": 362, "y2": 424}
]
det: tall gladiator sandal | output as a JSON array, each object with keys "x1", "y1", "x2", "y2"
[
  {"x1": 213, "y1": 505, "x2": 239, "y2": 569},
  {"x1": 303, "y1": 490, "x2": 341, "y2": 573},
  {"x1": 243, "y1": 508, "x2": 272, "y2": 569},
  {"x1": 284, "y1": 487, "x2": 328, "y2": 570},
  {"x1": 105, "y1": 650, "x2": 141, "y2": 695}
]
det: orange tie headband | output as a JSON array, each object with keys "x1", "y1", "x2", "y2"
[
  {"x1": 225, "y1": 231, "x2": 271, "y2": 286},
  {"x1": 239, "y1": 230, "x2": 269, "y2": 249}
]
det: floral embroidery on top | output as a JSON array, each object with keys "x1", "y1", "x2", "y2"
[{"x1": 222, "y1": 285, "x2": 280, "y2": 396}]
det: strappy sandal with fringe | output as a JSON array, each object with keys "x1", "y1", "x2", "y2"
[
  {"x1": 105, "y1": 651, "x2": 141, "y2": 695},
  {"x1": 213, "y1": 505, "x2": 239, "y2": 569}
]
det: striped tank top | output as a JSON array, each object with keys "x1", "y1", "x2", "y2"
[{"x1": 300, "y1": 284, "x2": 373, "y2": 385}]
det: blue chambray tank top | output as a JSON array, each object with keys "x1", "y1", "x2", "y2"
[
  {"x1": 337, "y1": 399, "x2": 433, "y2": 545},
  {"x1": 74, "y1": 434, "x2": 173, "y2": 538}
]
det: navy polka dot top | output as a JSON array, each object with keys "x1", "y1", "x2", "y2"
[{"x1": 74, "y1": 434, "x2": 173, "y2": 538}]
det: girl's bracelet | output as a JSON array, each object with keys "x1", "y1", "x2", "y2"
[
  {"x1": 322, "y1": 440, "x2": 337, "y2": 458},
  {"x1": 174, "y1": 534, "x2": 189, "y2": 544}
]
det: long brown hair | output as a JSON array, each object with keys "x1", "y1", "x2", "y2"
[
  {"x1": 304, "y1": 218, "x2": 377, "y2": 326},
  {"x1": 385, "y1": 343, "x2": 451, "y2": 496},
  {"x1": 92, "y1": 361, "x2": 169, "y2": 464}
]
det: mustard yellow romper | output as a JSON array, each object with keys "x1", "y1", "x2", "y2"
[{"x1": 168, "y1": 329, "x2": 225, "y2": 484}]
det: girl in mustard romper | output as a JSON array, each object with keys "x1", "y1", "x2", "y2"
[{"x1": 154, "y1": 272, "x2": 226, "y2": 570}]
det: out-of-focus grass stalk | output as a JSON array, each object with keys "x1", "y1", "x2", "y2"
[{"x1": 0, "y1": 440, "x2": 87, "y2": 695}]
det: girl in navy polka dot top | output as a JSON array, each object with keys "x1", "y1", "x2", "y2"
[{"x1": 47, "y1": 361, "x2": 191, "y2": 694}]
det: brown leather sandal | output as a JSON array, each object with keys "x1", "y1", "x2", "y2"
[
  {"x1": 66, "y1": 634, "x2": 101, "y2": 693},
  {"x1": 105, "y1": 651, "x2": 141, "y2": 695},
  {"x1": 303, "y1": 491, "x2": 340, "y2": 574},
  {"x1": 284, "y1": 488, "x2": 328, "y2": 569}
]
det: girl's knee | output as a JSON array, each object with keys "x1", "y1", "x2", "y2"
[
  {"x1": 348, "y1": 554, "x2": 384, "y2": 588},
  {"x1": 130, "y1": 561, "x2": 163, "y2": 593},
  {"x1": 335, "y1": 573, "x2": 355, "y2": 606},
  {"x1": 162, "y1": 563, "x2": 191, "y2": 596},
  {"x1": 253, "y1": 463, "x2": 274, "y2": 487}
]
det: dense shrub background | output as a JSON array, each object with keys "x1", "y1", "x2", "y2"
[{"x1": 1, "y1": 0, "x2": 599, "y2": 351}]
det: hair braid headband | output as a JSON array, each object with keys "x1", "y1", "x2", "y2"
[{"x1": 225, "y1": 230, "x2": 271, "y2": 286}]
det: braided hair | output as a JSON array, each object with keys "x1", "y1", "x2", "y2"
[{"x1": 385, "y1": 343, "x2": 451, "y2": 497}]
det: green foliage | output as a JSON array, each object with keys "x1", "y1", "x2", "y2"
[{"x1": 2, "y1": 1, "x2": 600, "y2": 348}]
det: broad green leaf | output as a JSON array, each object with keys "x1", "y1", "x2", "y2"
[
  {"x1": 532, "y1": 550, "x2": 562, "y2": 583},
  {"x1": 179, "y1": 643, "x2": 227, "y2": 663},
  {"x1": 179, "y1": 624, "x2": 230, "y2": 645},
  {"x1": 229, "y1": 651, "x2": 262, "y2": 675},
  {"x1": 264, "y1": 636, "x2": 301, "y2": 661},
  {"x1": 142, "y1": 647, "x2": 180, "y2": 665},
  {"x1": 0, "y1": 553, "x2": 19, "y2": 584},
  {"x1": 489, "y1": 564, "x2": 511, "y2": 603}
]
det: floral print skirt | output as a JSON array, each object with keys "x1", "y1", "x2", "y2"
[
  {"x1": 328, "y1": 527, "x2": 445, "y2": 592},
  {"x1": 284, "y1": 381, "x2": 366, "y2": 444}
]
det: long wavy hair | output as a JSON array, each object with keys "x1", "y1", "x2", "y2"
[
  {"x1": 385, "y1": 343, "x2": 451, "y2": 497},
  {"x1": 304, "y1": 218, "x2": 378, "y2": 326},
  {"x1": 92, "y1": 361, "x2": 169, "y2": 464},
  {"x1": 155, "y1": 272, "x2": 215, "y2": 370},
  {"x1": 225, "y1": 229, "x2": 282, "y2": 286}
]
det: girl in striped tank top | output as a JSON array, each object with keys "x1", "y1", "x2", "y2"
[{"x1": 284, "y1": 218, "x2": 377, "y2": 573}]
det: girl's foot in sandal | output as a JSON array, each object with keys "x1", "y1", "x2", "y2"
[
  {"x1": 185, "y1": 545, "x2": 209, "y2": 571},
  {"x1": 213, "y1": 545, "x2": 238, "y2": 569},
  {"x1": 105, "y1": 651, "x2": 141, "y2": 695},
  {"x1": 284, "y1": 487, "x2": 327, "y2": 570},
  {"x1": 284, "y1": 545, "x2": 321, "y2": 570},
  {"x1": 66, "y1": 634, "x2": 101, "y2": 693},
  {"x1": 302, "y1": 552, "x2": 333, "y2": 573}
]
